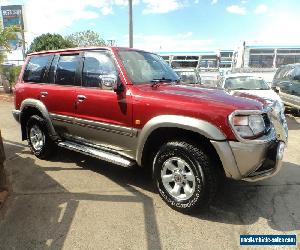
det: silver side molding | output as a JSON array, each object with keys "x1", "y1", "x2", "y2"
[{"x1": 58, "y1": 141, "x2": 136, "y2": 168}]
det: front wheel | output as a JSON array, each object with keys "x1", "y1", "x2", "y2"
[{"x1": 153, "y1": 141, "x2": 218, "y2": 213}]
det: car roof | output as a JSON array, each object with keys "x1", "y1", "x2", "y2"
[
  {"x1": 223, "y1": 74, "x2": 263, "y2": 79},
  {"x1": 279, "y1": 63, "x2": 300, "y2": 68},
  {"x1": 174, "y1": 68, "x2": 197, "y2": 72},
  {"x1": 27, "y1": 46, "x2": 147, "y2": 56}
]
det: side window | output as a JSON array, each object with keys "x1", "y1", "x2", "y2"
[
  {"x1": 273, "y1": 68, "x2": 283, "y2": 81},
  {"x1": 282, "y1": 66, "x2": 293, "y2": 80},
  {"x1": 82, "y1": 51, "x2": 117, "y2": 88},
  {"x1": 293, "y1": 66, "x2": 300, "y2": 82},
  {"x1": 23, "y1": 55, "x2": 52, "y2": 83},
  {"x1": 291, "y1": 82, "x2": 300, "y2": 96},
  {"x1": 55, "y1": 54, "x2": 80, "y2": 86},
  {"x1": 280, "y1": 82, "x2": 293, "y2": 94},
  {"x1": 48, "y1": 55, "x2": 59, "y2": 83}
]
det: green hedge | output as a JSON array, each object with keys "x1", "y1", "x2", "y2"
[{"x1": 0, "y1": 65, "x2": 22, "y2": 93}]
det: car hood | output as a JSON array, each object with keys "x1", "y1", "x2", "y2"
[
  {"x1": 134, "y1": 83, "x2": 263, "y2": 110},
  {"x1": 230, "y1": 89, "x2": 283, "y2": 104}
]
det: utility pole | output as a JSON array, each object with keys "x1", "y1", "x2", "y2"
[{"x1": 129, "y1": 0, "x2": 133, "y2": 48}]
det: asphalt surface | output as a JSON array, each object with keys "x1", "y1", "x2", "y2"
[{"x1": 0, "y1": 96, "x2": 300, "y2": 250}]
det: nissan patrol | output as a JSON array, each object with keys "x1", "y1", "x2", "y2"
[{"x1": 13, "y1": 47, "x2": 288, "y2": 213}]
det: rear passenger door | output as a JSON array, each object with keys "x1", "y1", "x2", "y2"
[
  {"x1": 22, "y1": 54, "x2": 54, "y2": 105},
  {"x1": 41, "y1": 53, "x2": 81, "y2": 138}
]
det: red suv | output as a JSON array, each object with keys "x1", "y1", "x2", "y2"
[{"x1": 12, "y1": 47, "x2": 288, "y2": 213}]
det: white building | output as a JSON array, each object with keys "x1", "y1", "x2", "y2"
[{"x1": 232, "y1": 42, "x2": 300, "y2": 69}]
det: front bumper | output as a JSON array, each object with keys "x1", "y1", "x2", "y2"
[
  {"x1": 242, "y1": 141, "x2": 285, "y2": 181},
  {"x1": 212, "y1": 104, "x2": 288, "y2": 182}
]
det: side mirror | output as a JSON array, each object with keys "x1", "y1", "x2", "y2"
[
  {"x1": 293, "y1": 75, "x2": 300, "y2": 81},
  {"x1": 101, "y1": 74, "x2": 117, "y2": 89},
  {"x1": 271, "y1": 86, "x2": 280, "y2": 93},
  {"x1": 113, "y1": 75, "x2": 125, "y2": 94},
  {"x1": 100, "y1": 74, "x2": 124, "y2": 94}
]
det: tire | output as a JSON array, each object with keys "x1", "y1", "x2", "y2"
[
  {"x1": 153, "y1": 141, "x2": 218, "y2": 213},
  {"x1": 26, "y1": 115, "x2": 55, "y2": 159}
]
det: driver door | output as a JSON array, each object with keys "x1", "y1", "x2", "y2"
[{"x1": 73, "y1": 50, "x2": 134, "y2": 154}]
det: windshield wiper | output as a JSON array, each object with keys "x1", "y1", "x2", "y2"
[
  {"x1": 233, "y1": 87, "x2": 248, "y2": 90},
  {"x1": 151, "y1": 78, "x2": 178, "y2": 87}
]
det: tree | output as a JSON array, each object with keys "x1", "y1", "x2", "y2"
[
  {"x1": 1, "y1": 65, "x2": 22, "y2": 93},
  {"x1": 0, "y1": 24, "x2": 19, "y2": 64},
  {"x1": 27, "y1": 33, "x2": 75, "y2": 53},
  {"x1": 66, "y1": 30, "x2": 106, "y2": 47}
]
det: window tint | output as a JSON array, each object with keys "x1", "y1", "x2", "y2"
[
  {"x1": 280, "y1": 81, "x2": 300, "y2": 97},
  {"x1": 273, "y1": 67, "x2": 291, "y2": 85},
  {"x1": 82, "y1": 51, "x2": 117, "y2": 88},
  {"x1": 282, "y1": 66, "x2": 294, "y2": 80},
  {"x1": 224, "y1": 77, "x2": 270, "y2": 90},
  {"x1": 273, "y1": 68, "x2": 282, "y2": 80},
  {"x1": 118, "y1": 50, "x2": 179, "y2": 84},
  {"x1": 55, "y1": 54, "x2": 80, "y2": 85},
  {"x1": 23, "y1": 55, "x2": 52, "y2": 83},
  {"x1": 294, "y1": 66, "x2": 300, "y2": 81},
  {"x1": 48, "y1": 55, "x2": 59, "y2": 83}
]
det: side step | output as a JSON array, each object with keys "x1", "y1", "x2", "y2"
[{"x1": 58, "y1": 141, "x2": 136, "y2": 168}]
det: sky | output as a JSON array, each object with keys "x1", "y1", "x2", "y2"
[{"x1": 1, "y1": 0, "x2": 300, "y2": 52}]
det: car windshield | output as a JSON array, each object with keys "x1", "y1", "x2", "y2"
[
  {"x1": 176, "y1": 71, "x2": 200, "y2": 84},
  {"x1": 118, "y1": 50, "x2": 179, "y2": 84},
  {"x1": 224, "y1": 76, "x2": 270, "y2": 90}
]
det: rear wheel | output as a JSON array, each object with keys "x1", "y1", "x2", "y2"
[
  {"x1": 26, "y1": 115, "x2": 55, "y2": 159},
  {"x1": 153, "y1": 141, "x2": 218, "y2": 213}
]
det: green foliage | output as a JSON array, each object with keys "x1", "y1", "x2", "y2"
[
  {"x1": 27, "y1": 33, "x2": 75, "y2": 53},
  {"x1": 65, "y1": 30, "x2": 106, "y2": 47},
  {"x1": 0, "y1": 25, "x2": 19, "y2": 51},
  {"x1": 6, "y1": 65, "x2": 22, "y2": 85},
  {"x1": 1, "y1": 65, "x2": 22, "y2": 93},
  {"x1": 0, "y1": 23, "x2": 20, "y2": 64}
]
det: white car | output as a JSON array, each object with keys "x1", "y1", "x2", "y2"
[{"x1": 219, "y1": 74, "x2": 285, "y2": 111}]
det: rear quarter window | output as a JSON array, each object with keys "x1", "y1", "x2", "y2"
[{"x1": 23, "y1": 55, "x2": 52, "y2": 83}]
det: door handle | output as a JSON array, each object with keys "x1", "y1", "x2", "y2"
[
  {"x1": 40, "y1": 91, "x2": 48, "y2": 97},
  {"x1": 77, "y1": 95, "x2": 87, "y2": 101}
]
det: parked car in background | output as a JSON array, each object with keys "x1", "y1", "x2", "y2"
[
  {"x1": 272, "y1": 64, "x2": 300, "y2": 111},
  {"x1": 13, "y1": 47, "x2": 288, "y2": 213},
  {"x1": 174, "y1": 69, "x2": 201, "y2": 85},
  {"x1": 219, "y1": 74, "x2": 285, "y2": 113},
  {"x1": 199, "y1": 70, "x2": 220, "y2": 87}
]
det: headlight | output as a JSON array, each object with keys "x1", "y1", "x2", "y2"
[
  {"x1": 274, "y1": 100, "x2": 285, "y2": 113},
  {"x1": 232, "y1": 114, "x2": 266, "y2": 139}
]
